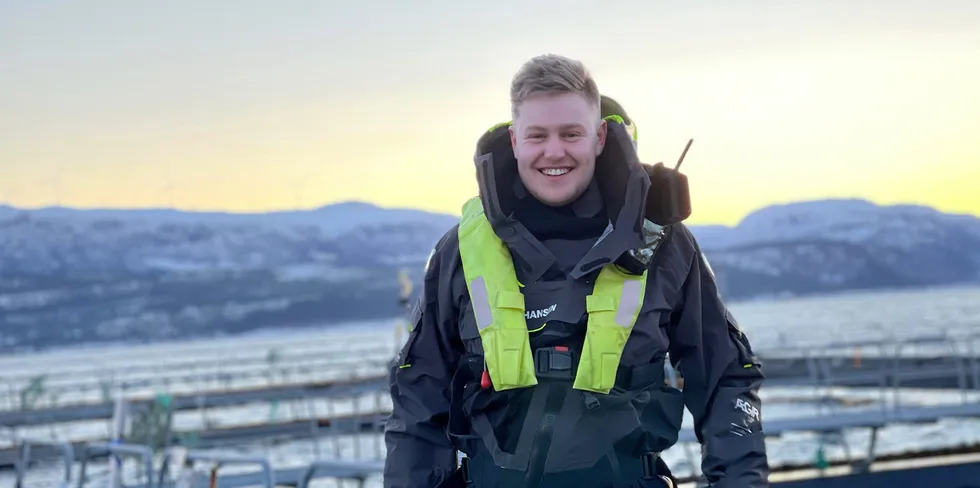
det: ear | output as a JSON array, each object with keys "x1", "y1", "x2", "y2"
[
  {"x1": 595, "y1": 119, "x2": 607, "y2": 155},
  {"x1": 509, "y1": 125, "x2": 517, "y2": 151}
]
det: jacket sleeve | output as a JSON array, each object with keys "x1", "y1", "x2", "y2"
[
  {"x1": 383, "y1": 229, "x2": 463, "y2": 488},
  {"x1": 664, "y1": 226, "x2": 770, "y2": 487}
]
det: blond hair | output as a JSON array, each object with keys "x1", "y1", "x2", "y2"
[{"x1": 509, "y1": 54, "x2": 600, "y2": 119}]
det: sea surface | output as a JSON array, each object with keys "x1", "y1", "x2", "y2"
[{"x1": 1, "y1": 285, "x2": 979, "y2": 487}]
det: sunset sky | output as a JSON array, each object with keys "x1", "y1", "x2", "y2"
[{"x1": 1, "y1": 0, "x2": 978, "y2": 225}]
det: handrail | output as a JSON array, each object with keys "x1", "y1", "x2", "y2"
[
  {"x1": 9, "y1": 436, "x2": 74, "y2": 488},
  {"x1": 77, "y1": 442, "x2": 155, "y2": 488}
]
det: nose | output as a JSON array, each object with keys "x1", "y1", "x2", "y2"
[{"x1": 542, "y1": 135, "x2": 565, "y2": 160}]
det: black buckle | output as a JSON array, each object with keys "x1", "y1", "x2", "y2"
[
  {"x1": 641, "y1": 452, "x2": 663, "y2": 479},
  {"x1": 583, "y1": 392, "x2": 600, "y2": 411},
  {"x1": 533, "y1": 346, "x2": 577, "y2": 380},
  {"x1": 460, "y1": 456, "x2": 472, "y2": 484}
]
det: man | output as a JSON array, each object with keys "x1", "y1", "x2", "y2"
[{"x1": 384, "y1": 54, "x2": 769, "y2": 488}]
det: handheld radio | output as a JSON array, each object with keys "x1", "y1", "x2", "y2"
[{"x1": 644, "y1": 138, "x2": 693, "y2": 226}]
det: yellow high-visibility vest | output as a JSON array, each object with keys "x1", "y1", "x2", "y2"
[{"x1": 457, "y1": 196, "x2": 648, "y2": 394}]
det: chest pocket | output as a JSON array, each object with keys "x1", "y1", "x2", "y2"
[
  {"x1": 458, "y1": 276, "x2": 593, "y2": 354},
  {"x1": 519, "y1": 278, "x2": 591, "y2": 331}
]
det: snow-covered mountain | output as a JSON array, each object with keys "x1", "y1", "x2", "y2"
[
  {"x1": 0, "y1": 198, "x2": 977, "y2": 352},
  {"x1": 0, "y1": 201, "x2": 454, "y2": 237},
  {"x1": 691, "y1": 199, "x2": 980, "y2": 299},
  {"x1": 0, "y1": 201, "x2": 459, "y2": 352},
  {"x1": 0, "y1": 202, "x2": 458, "y2": 277}
]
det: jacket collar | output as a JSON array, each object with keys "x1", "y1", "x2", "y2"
[{"x1": 471, "y1": 120, "x2": 650, "y2": 281}]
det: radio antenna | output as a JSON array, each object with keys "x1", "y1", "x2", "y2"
[{"x1": 675, "y1": 139, "x2": 694, "y2": 171}]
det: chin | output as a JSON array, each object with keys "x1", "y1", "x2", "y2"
[{"x1": 530, "y1": 188, "x2": 579, "y2": 207}]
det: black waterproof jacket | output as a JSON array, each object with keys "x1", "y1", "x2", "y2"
[{"x1": 383, "y1": 121, "x2": 769, "y2": 487}]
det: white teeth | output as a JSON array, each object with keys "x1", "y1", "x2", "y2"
[{"x1": 541, "y1": 168, "x2": 570, "y2": 176}]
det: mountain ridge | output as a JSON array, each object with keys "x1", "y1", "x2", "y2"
[
  {"x1": 4, "y1": 196, "x2": 976, "y2": 224},
  {"x1": 1, "y1": 196, "x2": 977, "y2": 353}
]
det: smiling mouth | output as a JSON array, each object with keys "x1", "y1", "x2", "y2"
[{"x1": 539, "y1": 168, "x2": 571, "y2": 177}]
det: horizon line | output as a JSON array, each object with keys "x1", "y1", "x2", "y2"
[{"x1": 2, "y1": 195, "x2": 978, "y2": 227}]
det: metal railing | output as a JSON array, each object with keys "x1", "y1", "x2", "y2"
[
  {"x1": 8, "y1": 330, "x2": 980, "y2": 487},
  {"x1": 0, "y1": 343, "x2": 395, "y2": 412}
]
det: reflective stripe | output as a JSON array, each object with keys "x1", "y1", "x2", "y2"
[
  {"x1": 469, "y1": 276, "x2": 493, "y2": 329},
  {"x1": 616, "y1": 280, "x2": 643, "y2": 328},
  {"x1": 458, "y1": 195, "x2": 647, "y2": 394}
]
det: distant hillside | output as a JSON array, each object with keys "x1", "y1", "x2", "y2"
[
  {"x1": 691, "y1": 199, "x2": 980, "y2": 299},
  {"x1": 1, "y1": 198, "x2": 977, "y2": 352}
]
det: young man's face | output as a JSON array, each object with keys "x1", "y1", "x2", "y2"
[{"x1": 509, "y1": 92, "x2": 606, "y2": 207}]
